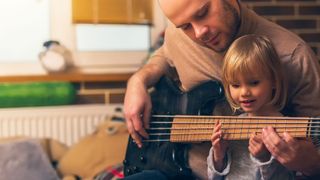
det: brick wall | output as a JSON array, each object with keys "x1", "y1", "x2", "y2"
[
  {"x1": 74, "y1": 81, "x2": 126, "y2": 104},
  {"x1": 75, "y1": 1, "x2": 320, "y2": 105},
  {"x1": 242, "y1": 0, "x2": 320, "y2": 61}
]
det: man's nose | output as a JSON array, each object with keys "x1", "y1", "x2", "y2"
[{"x1": 193, "y1": 23, "x2": 209, "y2": 42}]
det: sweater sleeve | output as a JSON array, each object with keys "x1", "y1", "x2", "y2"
[
  {"x1": 207, "y1": 146, "x2": 231, "y2": 180},
  {"x1": 283, "y1": 43, "x2": 320, "y2": 117},
  {"x1": 250, "y1": 154, "x2": 294, "y2": 180}
]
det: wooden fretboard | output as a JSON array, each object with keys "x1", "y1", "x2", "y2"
[{"x1": 168, "y1": 116, "x2": 311, "y2": 142}]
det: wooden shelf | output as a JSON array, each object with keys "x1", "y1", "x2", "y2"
[
  {"x1": 0, "y1": 63, "x2": 135, "y2": 83},
  {"x1": 0, "y1": 69, "x2": 133, "y2": 83}
]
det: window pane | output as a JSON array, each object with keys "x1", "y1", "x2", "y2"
[
  {"x1": 76, "y1": 24, "x2": 150, "y2": 51},
  {"x1": 0, "y1": 0, "x2": 50, "y2": 63}
]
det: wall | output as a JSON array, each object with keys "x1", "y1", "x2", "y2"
[
  {"x1": 243, "y1": 0, "x2": 320, "y2": 60},
  {"x1": 50, "y1": 0, "x2": 167, "y2": 68},
  {"x1": 79, "y1": 0, "x2": 320, "y2": 104}
]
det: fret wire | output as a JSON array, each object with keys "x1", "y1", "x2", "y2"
[
  {"x1": 308, "y1": 120, "x2": 311, "y2": 138},
  {"x1": 285, "y1": 118, "x2": 287, "y2": 137},
  {"x1": 226, "y1": 117, "x2": 230, "y2": 139},
  {"x1": 275, "y1": 118, "x2": 277, "y2": 134},
  {"x1": 233, "y1": 117, "x2": 236, "y2": 139},
  {"x1": 222, "y1": 118, "x2": 225, "y2": 138},
  {"x1": 240, "y1": 117, "x2": 243, "y2": 139},
  {"x1": 219, "y1": 118, "x2": 222, "y2": 138},
  {"x1": 208, "y1": 117, "x2": 212, "y2": 140},
  {"x1": 246, "y1": 117, "x2": 251, "y2": 138},
  {"x1": 295, "y1": 119, "x2": 297, "y2": 137},
  {"x1": 233, "y1": 117, "x2": 235, "y2": 139},
  {"x1": 256, "y1": 117, "x2": 259, "y2": 137}
]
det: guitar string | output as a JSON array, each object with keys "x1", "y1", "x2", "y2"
[
  {"x1": 151, "y1": 114, "x2": 320, "y2": 120},
  {"x1": 147, "y1": 130, "x2": 320, "y2": 135},
  {"x1": 142, "y1": 115, "x2": 320, "y2": 145},
  {"x1": 143, "y1": 132, "x2": 320, "y2": 145},
  {"x1": 143, "y1": 134, "x2": 320, "y2": 146},
  {"x1": 142, "y1": 140, "x2": 320, "y2": 147},
  {"x1": 148, "y1": 122, "x2": 320, "y2": 130},
  {"x1": 147, "y1": 123, "x2": 320, "y2": 137},
  {"x1": 147, "y1": 121, "x2": 320, "y2": 134},
  {"x1": 150, "y1": 121, "x2": 320, "y2": 125}
]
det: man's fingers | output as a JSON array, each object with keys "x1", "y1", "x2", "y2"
[
  {"x1": 138, "y1": 128, "x2": 149, "y2": 139},
  {"x1": 262, "y1": 126, "x2": 287, "y2": 157},
  {"x1": 131, "y1": 131, "x2": 143, "y2": 148},
  {"x1": 126, "y1": 117, "x2": 143, "y2": 147},
  {"x1": 282, "y1": 132, "x2": 295, "y2": 145},
  {"x1": 143, "y1": 103, "x2": 151, "y2": 129},
  {"x1": 262, "y1": 126, "x2": 280, "y2": 145},
  {"x1": 132, "y1": 113, "x2": 148, "y2": 139}
]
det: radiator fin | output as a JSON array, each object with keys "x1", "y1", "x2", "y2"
[{"x1": 0, "y1": 104, "x2": 121, "y2": 146}]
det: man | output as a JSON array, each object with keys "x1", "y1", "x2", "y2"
[{"x1": 124, "y1": 0, "x2": 320, "y2": 179}]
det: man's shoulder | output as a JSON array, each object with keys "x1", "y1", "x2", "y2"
[
  {"x1": 258, "y1": 21, "x2": 308, "y2": 60},
  {"x1": 242, "y1": 5, "x2": 305, "y2": 58}
]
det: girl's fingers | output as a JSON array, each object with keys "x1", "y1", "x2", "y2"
[{"x1": 211, "y1": 131, "x2": 222, "y2": 142}]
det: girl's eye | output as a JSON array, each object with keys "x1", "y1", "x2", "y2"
[
  {"x1": 231, "y1": 84, "x2": 240, "y2": 88},
  {"x1": 250, "y1": 80, "x2": 260, "y2": 86}
]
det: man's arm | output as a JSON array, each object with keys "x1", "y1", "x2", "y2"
[
  {"x1": 263, "y1": 43, "x2": 320, "y2": 177},
  {"x1": 124, "y1": 47, "x2": 171, "y2": 147}
]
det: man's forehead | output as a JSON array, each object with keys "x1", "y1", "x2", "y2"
[{"x1": 159, "y1": 0, "x2": 209, "y2": 27}]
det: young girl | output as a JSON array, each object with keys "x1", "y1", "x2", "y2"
[{"x1": 207, "y1": 34, "x2": 294, "y2": 180}]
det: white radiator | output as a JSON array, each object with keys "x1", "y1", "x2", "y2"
[{"x1": 0, "y1": 104, "x2": 123, "y2": 146}]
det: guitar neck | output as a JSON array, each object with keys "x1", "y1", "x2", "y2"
[{"x1": 169, "y1": 116, "x2": 311, "y2": 142}]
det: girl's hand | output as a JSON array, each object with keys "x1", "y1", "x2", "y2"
[
  {"x1": 211, "y1": 120, "x2": 228, "y2": 171},
  {"x1": 249, "y1": 132, "x2": 271, "y2": 162}
]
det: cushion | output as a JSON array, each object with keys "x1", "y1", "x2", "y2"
[
  {"x1": 58, "y1": 115, "x2": 128, "y2": 179},
  {"x1": 0, "y1": 139, "x2": 59, "y2": 180}
]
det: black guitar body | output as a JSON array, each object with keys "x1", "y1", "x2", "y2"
[{"x1": 123, "y1": 77, "x2": 225, "y2": 179}]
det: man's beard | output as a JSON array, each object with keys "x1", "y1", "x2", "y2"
[{"x1": 217, "y1": 0, "x2": 241, "y2": 52}]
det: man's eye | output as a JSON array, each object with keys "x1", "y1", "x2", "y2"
[
  {"x1": 196, "y1": 8, "x2": 208, "y2": 19},
  {"x1": 180, "y1": 24, "x2": 191, "y2": 30},
  {"x1": 195, "y1": 4, "x2": 209, "y2": 19}
]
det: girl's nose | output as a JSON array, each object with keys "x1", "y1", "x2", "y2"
[{"x1": 240, "y1": 87, "x2": 251, "y2": 96}]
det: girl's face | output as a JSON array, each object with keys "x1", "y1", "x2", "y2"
[{"x1": 229, "y1": 72, "x2": 277, "y2": 116}]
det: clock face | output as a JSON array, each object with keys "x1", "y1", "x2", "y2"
[{"x1": 40, "y1": 51, "x2": 66, "y2": 72}]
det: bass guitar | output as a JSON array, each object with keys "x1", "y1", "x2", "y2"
[{"x1": 123, "y1": 77, "x2": 320, "y2": 179}]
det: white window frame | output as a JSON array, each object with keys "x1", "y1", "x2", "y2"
[
  {"x1": 0, "y1": 0, "x2": 167, "y2": 75},
  {"x1": 50, "y1": 0, "x2": 166, "y2": 71}
]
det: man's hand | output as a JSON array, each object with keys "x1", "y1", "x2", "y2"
[
  {"x1": 249, "y1": 133, "x2": 270, "y2": 162},
  {"x1": 124, "y1": 77, "x2": 152, "y2": 148},
  {"x1": 262, "y1": 126, "x2": 320, "y2": 176}
]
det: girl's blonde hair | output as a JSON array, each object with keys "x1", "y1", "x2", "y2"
[{"x1": 222, "y1": 34, "x2": 287, "y2": 112}]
